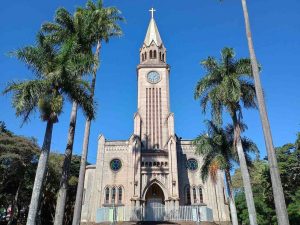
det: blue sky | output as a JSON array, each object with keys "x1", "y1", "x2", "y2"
[{"x1": 1, "y1": 0, "x2": 299, "y2": 164}]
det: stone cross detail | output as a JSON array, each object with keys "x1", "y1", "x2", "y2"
[{"x1": 149, "y1": 7, "x2": 156, "y2": 18}]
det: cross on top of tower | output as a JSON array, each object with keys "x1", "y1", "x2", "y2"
[{"x1": 149, "y1": 7, "x2": 156, "y2": 18}]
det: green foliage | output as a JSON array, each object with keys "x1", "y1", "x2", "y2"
[
  {"x1": 4, "y1": 32, "x2": 95, "y2": 123},
  {"x1": 194, "y1": 47, "x2": 257, "y2": 125},
  {"x1": 0, "y1": 125, "x2": 83, "y2": 225},
  {"x1": 232, "y1": 133, "x2": 300, "y2": 225},
  {"x1": 193, "y1": 120, "x2": 258, "y2": 183}
]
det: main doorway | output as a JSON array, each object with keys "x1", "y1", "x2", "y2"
[{"x1": 145, "y1": 183, "x2": 165, "y2": 221}]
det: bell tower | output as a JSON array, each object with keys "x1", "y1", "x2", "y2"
[{"x1": 134, "y1": 8, "x2": 174, "y2": 151}]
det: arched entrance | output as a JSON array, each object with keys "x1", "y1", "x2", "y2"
[{"x1": 144, "y1": 183, "x2": 165, "y2": 221}]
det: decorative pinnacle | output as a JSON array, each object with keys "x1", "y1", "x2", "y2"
[{"x1": 149, "y1": 7, "x2": 156, "y2": 18}]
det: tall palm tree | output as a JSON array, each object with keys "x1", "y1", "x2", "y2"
[
  {"x1": 72, "y1": 1, "x2": 123, "y2": 224},
  {"x1": 240, "y1": 1, "x2": 289, "y2": 224},
  {"x1": 3, "y1": 33, "x2": 95, "y2": 225},
  {"x1": 42, "y1": 2, "x2": 123, "y2": 224},
  {"x1": 194, "y1": 47, "x2": 258, "y2": 225},
  {"x1": 218, "y1": 1, "x2": 290, "y2": 224},
  {"x1": 194, "y1": 120, "x2": 258, "y2": 225},
  {"x1": 42, "y1": 8, "x2": 94, "y2": 225}
]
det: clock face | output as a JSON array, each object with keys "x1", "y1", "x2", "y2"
[{"x1": 147, "y1": 71, "x2": 161, "y2": 84}]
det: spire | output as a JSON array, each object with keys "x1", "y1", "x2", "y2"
[{"x1": 144, "y1": 8, "x2": 163, "y2": 46}]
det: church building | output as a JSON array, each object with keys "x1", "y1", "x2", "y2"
[{"x1": 81, "y1": 9, "x2": 230, "y2": 224}]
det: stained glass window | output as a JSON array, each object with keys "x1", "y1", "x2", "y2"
[
  {"x1": 199, "y1": 187, "x2": 203, "y2": 203},
  {"x1": 105, "y1": 187, "x2": 109, "y2": 203},
  {"x1": 193, "y1": 187, "x2": 197, "y2": 203},
  {"x1": 187, "y1": 158, "x2": 198, "y2": 171},
  {"x1": 118, "y1": 187, "x2": 122, "y2": 203},
  {"x1": 112, "y1": 187, "x2": 116, "y2": 203},
  {"x1": 110, "y1": 159, "x2": 122, "y2": 171}
]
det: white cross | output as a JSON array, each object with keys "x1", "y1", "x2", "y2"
[{"x1": 149, "y1": 7, "x2": 156, "y2": 18}]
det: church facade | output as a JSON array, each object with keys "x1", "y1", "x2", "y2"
[{"x1": 81, "y1": 12, "x2": 230, "y2": 224}]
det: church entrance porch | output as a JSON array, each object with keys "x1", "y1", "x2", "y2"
[{"x1": 145, "y1": 184, "x2": 165, "y2": 221}]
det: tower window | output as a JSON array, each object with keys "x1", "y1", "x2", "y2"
[
  {"x1": 162, "y1": 53, "x2": 165, "y2": 62},
  {"x1": 142, "y1": 54, "x2": 144, "y2": 61},
  {"x1": 154, "y1": 50, "x2": 157, "y2": 59},
  {"x1": 118, "y1": 187, "x2": 122, "y2": 203},
  {"x1": 141, "y1": 162, "x2": 145, "y2": 167},
  {"x1": 150, "y1": 50, "x2": 153, "y2": 58},
  {"x1": 105, "y1": 187, "x2": 110, "y2": 204},
  {"x1": 199, "y1": 187, "x2": 203, "y2": 203},
  {"x1": 159, "y1": 52, "x2": 162, "y2": 61},
  {"x1": 145, "y1": 52, "x2": 147, "y2": 59}
]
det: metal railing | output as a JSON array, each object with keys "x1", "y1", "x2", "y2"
[{"x1": 96, "y1": 205, "x2": 213, "y2": 223}]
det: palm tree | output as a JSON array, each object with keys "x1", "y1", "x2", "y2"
[
  {"x1": 218, "y1": 1, "x2": 290, "y2": 224},
  {"x1": 3, "y1": 33, "x2": 94, "y2": 225},
  {"x1": 72, "y1": 1, "x2": 123, "y2": 224},
  {"x1": 42, "y1": 8, "x2": 93, "y2": 225},
  {"x1": 194, "y1": 47, "x2": 258, "y2": 225},
  {"x1": 240, "y1": 1, "x2": 289, "y2": 224},
  {"x1": 42, "y1": 2, "x2": 123, "y2": 224},
  {"x1": 194, "y1": 120, "x2": 258, "y2": 225}
]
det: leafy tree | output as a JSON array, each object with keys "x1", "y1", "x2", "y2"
[
  {"x1": 232, "y1": 133, "x2": 300, "y2": 225},
  {"x1": 0, "y1": 127, "x2": 40, "y2": 225},
  {"x1": 194, "y1": 47, "x2": 258, "y2": 224},
  {"x1": 233, "y1": 161, "x2": 277, "y2": 225},
  {"x1": 194, "y1": 120, "x2": 258, "y2": 225},
  {"x1": 3, "y1": 32, "x2": 94, "y2": 225},
  {"x1": 0, "y1": 123, "x2": 85, "y2": 225},
  {"x1": 287, "y1": 189, "x2": 300, "y2": 225}
]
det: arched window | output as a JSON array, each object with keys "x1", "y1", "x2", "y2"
[
  {"x1": 118, "y1": 187, "x2": 122, "y2": 203},
  {"x1": 199, "y1": 187, "x2": 203, "y2": 203},
  {"x1": 185, "y1": 186, "x2": 191, "y2": 205},
  {"x1": 153, "y1": 162, "x2": 157, "y2": 166},
  {"x1": 159, "y1": 52, "x2": 162, "y2": 61},
  {"x1": 105, "y1": 187, "x2": 110, "y2": 204},
  {"x1": 154, "y1": 50, "x2": 157, "y2": 58},
  {"x1": 149, "y1": 162, "x2": 152, "y2": 167},
  {"x1": 145, "y1": 52, "x2": 147, "y2": 59},
  {"x1": 150, "y1": 50, "x2": 153, "y2": 58},
  {"x1": 111, "y1": 187, "x2": 116, "y2": 203},
  {"x1": 142, "y1": 54, "x2": 144, "y2": 61},
  {"x1": 193, "y1": 187, "x2": 197, "y2": 203},
  {"x1": 162, "y1": 54, "x2": 165, "y2": 62}
]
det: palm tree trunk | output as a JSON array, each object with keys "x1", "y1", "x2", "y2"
[
  {"x1": 54, "y1": 101, "x2": 78, "y2": 225},
  {"x1": 232, "y1": 116, "x2": 257, "y2": 225},
  {"x1": 72, "y1": 40, "x2": 101, "y2": 225},
  {"x1": 240, "y1": 1, "x2": 290, "y2": 224},
  {"x1": 225, "y1": 170, "x2": 238, "y2": 225},
  {"x1": 26, "y1": 120, "x2": 54, "y2": 225}
]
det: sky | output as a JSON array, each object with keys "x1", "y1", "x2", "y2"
[{"x1": 1, "y1": 0, "x2": 300, "y2": 164}]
